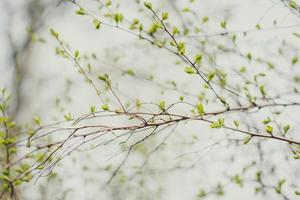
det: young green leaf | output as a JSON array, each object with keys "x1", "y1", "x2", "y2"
[
  {"x1": 33, "y1": 116, "x2": 41, "y2": 125},
  {"x1": 105, "y1": 0, "x2": 112, "y2": 7},
  {"x1": 283, "y1": 125, "x2": 290, "y2": 135},
  {"x1": 202, "y1": 16, "x2": 209, "y2": 23},
  {"x1": 177, "y1": 41, "x2": 186, "y2": 55},
  {"x1": 101, "y1": 104, "x2": 109, "y2": 111},
  {"x1": 193, "y1": 54, "x2": 202, "y2": 64},
  {"x1": 196, "y1": 103, "x2": 205, "y2": 116},
  {"x1": 265, "y1": 125, "x2": 273, "y2": 134},
  {"x1": 50, "y1": 28, "x2": 59, "y2": 39},
  {"x1": 93, "y1": 19, "x2": 101, "y2": 29},
  {"x1": 234, "y1": 120, "x2": 240, "y2": 128},
  {"x1": 210, "y1": 118, "x2": 225, "y2": 128},
  {"x1": 74, "y1": 49, "x2": 80, "y2": 59},
  {"x1": 262, "y1": 117, "x2": 271, "y2": 124},
  {"x1": 179, "y1": 96, "x2": 184, "y2": 102},
  {"x1": 64, "y1": 113, "x2": 73, "y2": 121},
  {"x1": 243, "y1": 136, "x2": 252, "y2": 144},
  {"x1": 144, "y1": 2, "x2": 152, "y2": 9},
  {"x1": 114, "y1": 13, "x2": 124, "y2": 25},
  {"x1": 90, "y1": 106, "x2": 96, "y2": 113},
  {"x1": 126, "y1": 69, "x2": 135, "y2": 76},
  {"x1": 76, "y1": 8, "x2": 86, "y2": 15},
  {"x1": 220, "y1": 20, "x2": 227, "y2": 29},
  {"x1": 98, "y1": 74, "x2": 109, "y2": 82},
  {"x1": 162, "y1": 12, "x2": 168, "y2": 20},
  {"x1": 259, "y1": 85, "x2": 266, "y2": 97},
  {"x1": 247, "y1": 53, "x2": 252, "y2": 61},
  {"x1": 136, "y1": 99, "x2": 141, "y2": 109},
  {"x1": 159, "y1": 101, "x2": 166, "y2": 110},
  {"x1": 207, "y1": 71, "x2": 216, "y2": 81},
  {"x1": 293, "y1": 32, "x2": 300, "y2": 38},
  {"x1": 289, "y1": 0, "x2": 298, "y2": 9},
  {"x1": 148, "y1": 23, "x2": 159, "y2": 35},
  {"x1": 292, "y1": 56, "x2": 298, "y2": 65},
  {"x1": 184, "y1": 66, "x2": 196, "y2": 74}
]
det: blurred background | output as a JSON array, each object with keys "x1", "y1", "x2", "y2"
[{"x1": 1, "y1": 0, "x2": 300, "y2": 199}]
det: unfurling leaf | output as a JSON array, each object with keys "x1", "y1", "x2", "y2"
[
  {"x1": 114, "y1": 13, "x2": 124, "y2": 25},
  {"x1": 172, "y1": 27, "x2": 180, "y2": 35},
  {"x1": 194, "y1": 54, "x2": 202, "y2": 64},
  {"x1": 289, "y1": 0, "x2": 298, "y2": 9},
  {"x1": 93, "y1": 19, "x2": 101, "y2": 29},
  {"x1": 136, "y1": 99, "x2": 141, "y2": 109},
  {"x1": 234, "y1": 120, "x2": 240, "y2": 128},
  {"x1": 76, "y1": 8, "x2": 86, "y2": 15},
  {"x1": 196, "y1": 103, "x2": 205, "y2": 116},
  {"x1": 184, "y1": 66, "x2": 196, "y2": 74},
  {"x1": 177, "y1": 41, "x2": 186, "y2": 55},
  {"x1": 265, "y1": 125, "x2": 273, "y2": 134},
  {"x1": 259, "y1": 85, "x2": 266, "y2": 97},
  {"x1": 162, "y1": 12, "x2": 168, "y2": 20},
  {"x1": 90, "y1": 106, "x2": 96, "y2": 113},
  {"x1": 243, "y1": 136, "x2": 252, "y2": 144},
  {"x1": 179, "y1": 96, "x2": 184, "y2": 102},
  {"x1": 159, "y1": 101, "x2": 166, "y2": 110},
  {"x1": 202, "y1": 16, "x2": 209, "y2": 23},
  {"x1": 210, "y1": 118, "x2": 225, "y2": 128},
  {"x1": 74, "y1": 49, "x2": 80, "y2": 59},
  {"x1": 144, "y1": 2, "x2": 152, "y2": 9},
  {"x1": 220, "y1": 20, "x2": 227, "y2": 29},
  {"x1": 101, "y1": 104, "x2": 109, "y2": 111},
  {"x1": 64, "y1": 113, "x2": 73, "y2": 121},
  {"x1": 33, "y1": 116, "x2": 41, "y2": 125},
  {"x1": 50, "y1": 28, "x2": 59, "y2": 39},
  {"x1": 283, "y1": 125, "x2": 290, "y2": 135}
]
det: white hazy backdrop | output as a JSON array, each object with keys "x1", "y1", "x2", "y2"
[{"x1": 1, "y1": 0, "x2": 300, "y2": 199}]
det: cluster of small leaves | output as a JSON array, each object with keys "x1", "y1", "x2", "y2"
[{"x1": 0, "y1": 90, "x2": 30, "y2": 197}]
